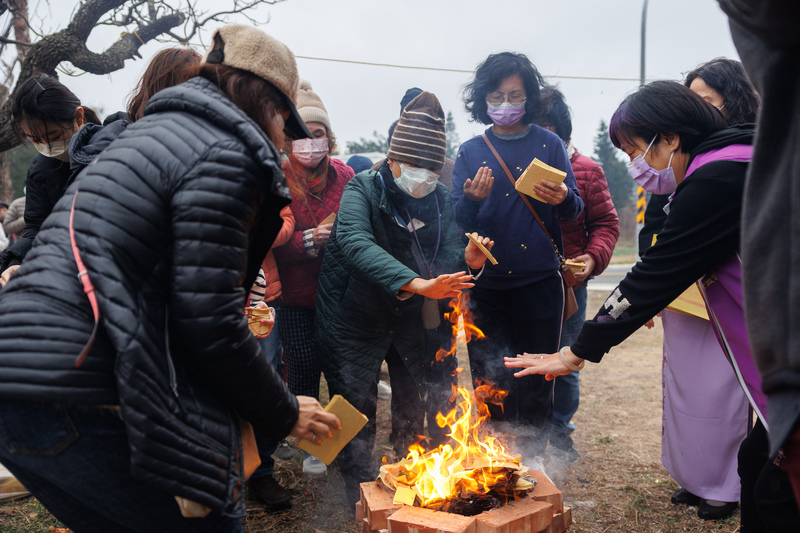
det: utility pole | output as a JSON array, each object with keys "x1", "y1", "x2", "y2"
[{"x1": 635, "y1": 0, "x2": 649, "y2": 256}]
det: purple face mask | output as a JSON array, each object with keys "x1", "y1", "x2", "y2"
[
  {"x1": 627, "y1": 135, "x2": 677, "y2": 194},
  {"x1": 486, "y1": 101, "x2": 526, "y2": 127}
]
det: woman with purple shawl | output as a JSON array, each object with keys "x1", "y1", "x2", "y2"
[{"x1": 504, "y1": 81, "x2": 800, "y2": 531}]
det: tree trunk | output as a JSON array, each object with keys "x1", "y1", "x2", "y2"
[
  {"x1": 0, "y1": 152, "x2": 14, "y2": 204},
  {"x1": 9, "y1": 0, "x2": 30, "y2": 64}
]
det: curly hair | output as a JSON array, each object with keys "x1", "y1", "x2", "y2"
[
  {"x1": 463, "y1": 52, "x2": 546, "y2": 126},
  {"x1": 609, "y1": 81, "x2": 728, "y2": 154},
  {"x1": 685, "y1": 58, "x2": 759, "y2": 126}
]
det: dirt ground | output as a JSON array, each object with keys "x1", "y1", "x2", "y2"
[{"x1": 0, "y1": 291, "x2": 742, "y2": 533}]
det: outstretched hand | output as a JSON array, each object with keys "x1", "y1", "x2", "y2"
[
  {"x1": 504, "y1": 351, "x2": 574, "y2": 381},
  {"x1": 463, "y1": 167, "x2": 494, "y2": 201},
  {"x1": 401, "y1": 272, "x2": 474, "y2": 300}
]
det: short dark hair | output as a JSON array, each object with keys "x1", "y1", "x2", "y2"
[
  {"x1": 684, "y1": 58, "x2": 759, "y2": 126},
  {"x1": 539, "y1": 86, "x2": 572, "y2": 143},
  {"x1": 11, "y1": 74, "x2": 99, "y2": 143},
  {"x1": 463, "y1": 52, "x2": 546, "y2": 126},
  {"x1": 609, "y1": 80, "x2": 728, "y2": 154}
]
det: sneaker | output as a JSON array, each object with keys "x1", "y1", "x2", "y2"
[
  {"x1": 378, "y1": 380, "x2": 392, "y2": 400},
  {"x1": 303, "y1": 455, "x2": 327, "y2": 477},
  {"x1": 247, "y1": 475, "x2": 292, "y2": 511},
  {"x1": 273, "y1": 440, "x2": 299, "y2": 461}
]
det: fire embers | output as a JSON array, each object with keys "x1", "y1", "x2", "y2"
[{"x1": 378, "y1": 385, "x2": 534, "y2": 515}]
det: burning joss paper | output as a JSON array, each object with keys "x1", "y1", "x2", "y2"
[{"x1": 379, "y1": 385, "x2": 536, "y2": 516}]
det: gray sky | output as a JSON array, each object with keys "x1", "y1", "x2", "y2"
[{"x1": 24, "y1": 0, "x2": 738, "y2": 158}]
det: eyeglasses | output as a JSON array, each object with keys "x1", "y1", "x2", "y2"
[{"x1": 486, "y1": 91, "x2": 527, "y2": 106}]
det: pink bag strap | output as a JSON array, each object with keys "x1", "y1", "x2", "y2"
[{"x1": 69, "y1": 191, "x2": 100, "y2": 368}]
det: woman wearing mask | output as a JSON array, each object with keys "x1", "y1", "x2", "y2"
[
  {"x1": 273, "y1": 80, "x2": 354, "y2": 477},
  {"x1": 0, "y1": 75, "x2": 100, "y2": 284},
  {"x1": 451, "y1": 52, "x2": 583, "y2": 457},
  {"x1": 314, "y1": 92, "x2": 493, "y2": 507},
  {"x1": 506, "y1": 81, "x2": 800, "y2": 531},
  {"x1": 0, "y1": 25, "x2": 338, "y2": 532}
]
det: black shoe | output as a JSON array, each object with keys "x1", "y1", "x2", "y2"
[
  {"x1": 697, "y1": 500, "x2": 738, "y2": 520},
  {"x1": 670, "y1": 487, "x2": 702, "y2": 506},
  {"x1": 247, "y1": 475, "x2": 292, "y2": 511},
  {"x1": 548, "y1": 433, "x2": 580, "y2": 463}
]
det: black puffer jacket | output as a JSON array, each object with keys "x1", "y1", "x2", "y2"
[
  {"x1": 0, "y1": 77, "x2": 297, "y2": 517},
  {"x1": 0, "y1": 154, "x2": 72, "y2": 270}
]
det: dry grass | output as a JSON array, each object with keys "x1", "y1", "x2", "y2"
[{"x1": 0, "y1": 291, "x2": 742, "y2": 532}]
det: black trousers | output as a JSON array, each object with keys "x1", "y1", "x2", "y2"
[
  {"x1": 466, "y1": 276, "x2": 562, "y2": 457},
  {"x1": 738, "y1": 419, "x2": 800, "y2": 531},
  {"x1": 337, "y1": 345, "x2": 425, "y2": 505}
]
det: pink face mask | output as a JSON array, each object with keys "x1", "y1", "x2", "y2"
[
  {"x1": 627, "y1": 135, "x2": 677, "y2": 195},
  {"x1": 292, "y1": 138, "x2": 329, "y2": 168},
  {"x1": 486, "y1": 101, "x2": 526, "y2": 127}
]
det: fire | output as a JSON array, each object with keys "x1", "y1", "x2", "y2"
[
  {"x1": 435, "y1": 291, "x2": 484, "y2": 363},
  {"x1": 379, "y1": 293, "x2": 532, "y2": 514},
  {"x1": 379, "y1": 384, "x2": 531, "y2": 513}
]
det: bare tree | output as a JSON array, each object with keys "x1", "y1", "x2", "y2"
[{"x1": 0, "y1": 0, "x2": 284, "y2": 153}]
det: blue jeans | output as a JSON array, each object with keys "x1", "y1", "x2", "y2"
[
  {"x1": 252, "y1": 301, "x2": 283, "y2": 479},
  {"x1": 0, "y1": 400, "x2": 243, "y2": 533},
  {"x1": 553, "y1": 282, "x2": 588, "y2": 435}
]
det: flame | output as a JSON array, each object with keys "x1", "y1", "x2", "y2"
[
  {"x1": 435, "y1": 291, "x2": 484, "y2": 363},
  {"x1": 380, "y1": 292, "x2": 530, "y2": 511}
]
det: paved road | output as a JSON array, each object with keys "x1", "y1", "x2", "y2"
[{"x1": 587, "y1": 263, "x2": 634, "y2": 291}]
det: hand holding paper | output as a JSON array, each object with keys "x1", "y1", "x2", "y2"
[
  {"x1": 297, "y1": 395, "x2": 367, "y2": 465},
  {"x1": 515, "y1": 158, "x2": 567, "y2": 204}
]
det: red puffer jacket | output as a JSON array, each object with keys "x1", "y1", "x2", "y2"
[
  {"x1": 560, "y1": 146, "x2": 620, "y2": 283},
  {"x1": 274, "y1": 157, "x2": 354, "y2": 308}
]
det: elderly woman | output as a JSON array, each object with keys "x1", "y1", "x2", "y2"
[
  {"x1": 0, "y1": 26, "x2": 338, "y2": 533},
  {"x1": 273, "y1": 80, "x2": 355, "y2": 477},
  {"x1": 451, "y1": 52, "x2": 583, "y2": 456},
  {"x1": 314, "y1": 92, "x2": 494, "y2": 507},
  {"x1": 506, "y1": 81, "x2": 800, "y2": 530}
]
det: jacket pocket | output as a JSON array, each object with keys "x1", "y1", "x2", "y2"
[{"x1": 0, "y1": 402, "x2": 77, "y2": 456}]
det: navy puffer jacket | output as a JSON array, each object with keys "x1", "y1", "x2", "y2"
[{"x1": 0, "y1": 77, "x2": 298, "y2": 517}]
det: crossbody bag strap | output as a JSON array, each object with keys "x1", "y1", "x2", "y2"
[
  {"x1": 481, "y1": 133, "x2": 565, "y2": 263},
  {"x1": 69, "y1": 191, "x2": 100, "y2": 368}
]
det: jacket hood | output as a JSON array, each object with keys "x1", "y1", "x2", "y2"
[
  {"x1": 145, "y1": 77, "x2": 289, "y2": 201},
  {"x1": 691, "y1": 123, "x2": 755, "y2": 160},
  {"x1": 69, "y1": 119, "x2": 130, "y2": 172}
]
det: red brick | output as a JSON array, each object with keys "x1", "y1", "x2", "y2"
[
  {"x1": 529, "y1": 471, "x2": 563, "y2": 514},
  {"x1": 360, "y1": 482, "x2": 401, "y2": 530},
  {"x1": 387, "y1": 505, "x2": 477, "y2": 533},
  {"x1": 356, "y1": 501, "x2": 365, "y2": 522},
  {"x1": 542, "y1": 506, "x2": 572, "y2": 532},
  {"x1": 475, "y1": 497, "x2": 553, "y2": 533}
]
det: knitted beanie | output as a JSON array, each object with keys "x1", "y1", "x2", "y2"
[
  {"x1": 400, "y1": 87, "x2": 423, "y2": 115},
  {"x1": 387, "y1": 91, "x2": 446, "y2": 171},
  {"x1": 296, "y1": 80, "x2": 331, "y2": 131}
]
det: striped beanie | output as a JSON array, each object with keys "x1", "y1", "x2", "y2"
[{"x1": 388, "y1": 91, "x2": 446, "y2": 171}]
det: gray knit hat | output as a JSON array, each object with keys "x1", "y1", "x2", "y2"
[
  {"x1": 387, "y1": 91, "x2": 446, "y2": 171},
  {"x1": 204, "y1": 24, "x2": 312, "y2": 139}
]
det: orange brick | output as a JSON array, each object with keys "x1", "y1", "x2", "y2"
[
  {"x1": 360, "y1": 482, "x2": 401, "y2": 530},
  {"x1": 529, "y1": 471, "x2": 563, "y2": 514},
  {"x1": 542, "y1": 506, "x2": 571, "y2": 533},
  {"x1": 356, "y1": 501, "x2": 365, "y2": 522},
  {"x1": 475, "y1": 497, "x2": 553, "y2": 533},
  {"x1": 387, "y1": 505, "x2": 477, "y2": 533}
]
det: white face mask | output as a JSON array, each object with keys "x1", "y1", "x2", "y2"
[
  {"x1": 292, "y1": 138, "x2": 329, "y2": 168},
  {"x1": 33, "y1": 139, "x2": 70, "y2": 161},
  {"x1": 395, "y1": 163, "x2": 439, "y2": 198}
]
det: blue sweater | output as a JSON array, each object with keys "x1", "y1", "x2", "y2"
[{"x1": 451, "y1": 126, "x2": 583, "y2": 290}]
